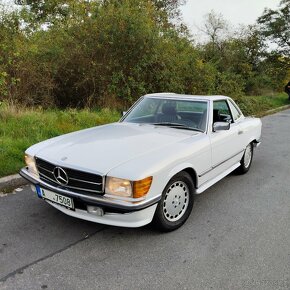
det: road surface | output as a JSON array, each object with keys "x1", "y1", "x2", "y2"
[{"x1": 1, "y1": 109, "x2": 290, "y2": 290}]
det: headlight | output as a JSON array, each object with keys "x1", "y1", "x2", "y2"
[
  {"x1": 105, "y1": 177, "x2": 132, "y2": 197},
  {"x1": 25, "y1": 154, "x2": 39, "y2": 178},
  {"x1": 105, "y1": 176, "x2": 152, "y2": 199}
]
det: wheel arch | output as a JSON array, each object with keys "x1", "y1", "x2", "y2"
[
  {"x1": 168, "y1": 164, "x2": 198, "y2": 189},
  {"x1": 252, "y1": 139, "x2": 260, "y2": 146},
  {"x1": 245, "y1": 137, "x2": 259, "y2": 149},
  {"x1": 183, "y1": 167, "x2": 198, "y2": 189}
]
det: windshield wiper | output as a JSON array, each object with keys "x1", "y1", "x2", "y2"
[{"x1": 152, "y1": 122, "x2": 204, "y2": 132}]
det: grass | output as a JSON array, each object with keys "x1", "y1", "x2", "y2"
[
  {"x1": 0, "y1": 93, "x2": 289, "y2": 178},
  {"x1": 234, "y1": 93, "x2": 289, "y2": 116},
  {"x1": 0, "y1": 103, "x2": 120, "y2": 177}
]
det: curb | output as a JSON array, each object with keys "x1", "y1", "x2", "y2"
[
  {"x1": 0, "y1": 174, "x2": 28, "y2": 192},
  {"x1": 257, "y1": 104, "x2": 290, "y2": 117}
]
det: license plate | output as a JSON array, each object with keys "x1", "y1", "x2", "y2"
[{"x1": 37, "y1": 187, "x2": 74, "y2": 210}]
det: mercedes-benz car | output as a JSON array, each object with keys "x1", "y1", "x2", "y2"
[{"x1": 20, "y1": 93, "x2": 262, "y2": 231}]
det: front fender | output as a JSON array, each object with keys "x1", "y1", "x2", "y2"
[{"x1": 167, "y1": 163, "x2": 198, "y2": 188}]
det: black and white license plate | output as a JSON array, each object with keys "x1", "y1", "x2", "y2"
[{"x1": 36, "y1": 186, "x2": 74, "y2": 210}]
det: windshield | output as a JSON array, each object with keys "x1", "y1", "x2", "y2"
[{"x1": 122, "y1": 97, "x2": 208, "y2": 132}]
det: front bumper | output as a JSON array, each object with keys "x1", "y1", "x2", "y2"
[
  {"x1": 19, "y1": 167, "x2": 160, "y2": 213},
  {"x1": 46, "y1": 200, "x2": 157, "y2": 228}
]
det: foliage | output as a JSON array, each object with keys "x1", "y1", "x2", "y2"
[
  {"x1": 0, "y1": 0, "x2": 289, "y2": 108},
  {"x1": 258, "y1": 0, "x2": 290, "y2": 63},
  {"x1": 0, "y1": 6, "x2": 22, "y2": 101},
  {"x1": 258, "y1": 0, "x2": 290, "y2": 84},
  {"x1": 0, "y1": 94, "x2": 287, "y2": 177},
  {"x1": 0, "y1": 101, "x2": 120, "y2": 177},
  {"x1": 200, "y1": 11, "x2": 228, "y2": 45},
  {"x1": 0, "y1": 1, "x2": 289, "y2": 177},
  {"x1": 234, "y1": 93, "x2": 288, "y2": 116}
]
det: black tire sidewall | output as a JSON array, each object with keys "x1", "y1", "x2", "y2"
[
  {"x1": 152, "y1": 172, "x2": 194, "y2": 232},
  {"x1": 240, "y1": 143, "x2": 253, "y2": 173}
]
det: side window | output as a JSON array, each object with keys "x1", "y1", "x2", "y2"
[
  {"x1": 228, "y1": 100, "x2": 242, "y2": 121},
  {"x1": 213, "y1": 100, "x2": 233, "y2": 123}
]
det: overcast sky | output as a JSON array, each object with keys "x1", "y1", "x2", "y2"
[
  {"x1": 181, "y1": 0, "x2": 281, "y2": 36},
  {"x1": 1, "y1": 0, "x2": 282, "y2": 33}
]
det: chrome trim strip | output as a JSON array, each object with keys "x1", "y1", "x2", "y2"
[
  {"x1": 35, "y1": 156, "x2": 105, "y2": 179},
  {"x1": 198, "y1": 149, "x2": 245, "y2": 177},
  {"x1": 39, "y1": 173, "x2": 103, "y2": 194},
  {"x1": 60, "y1": 184, "x2": 103, "y2": 194},
  {"x1": 20, "y1": 168, "x2": 161, "y2": 211},
  {"x1": 37, "y1": 165, "x2": 53, "y2": 174},
  {"x1": 39, "y1": 172, "x2": 56, "y2": 183},
  {"x1": 254, "y1": 141, "x2": 261, "y2": 147},
  {"x1": 69, "y1": 177, "x2": 102, "y2": 185},
  {"x1": 196, "y1": 162, "x2": 241, "y2": 194},
  {"x1": 198, "y1": 167, "x2": 212, "y2": 178},
  {"x1": 36, "y1": 157, "x2": 104, "y2": 192}
]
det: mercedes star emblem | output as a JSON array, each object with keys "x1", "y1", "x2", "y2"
[{"x1": 53, "y1": 167, "x2": 69, "y2": 185}]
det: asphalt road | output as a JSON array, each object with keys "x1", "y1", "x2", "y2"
[{"x1": 1, "y1": 110, "x2": 290, "y2": 290}]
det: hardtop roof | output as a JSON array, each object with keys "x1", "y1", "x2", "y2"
[{"x1": 144, "y1": 93, "x2": 230, "y2": 101}]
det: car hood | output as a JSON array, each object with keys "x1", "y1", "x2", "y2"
[{"x1": 28, "y1": 122, "x2": 199, "y2": 175}]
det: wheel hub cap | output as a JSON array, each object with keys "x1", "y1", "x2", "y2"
[
  {"x1": 163, "y1": 181, "x2": 189, "y2": 222},
  {"x1": 244, "y1": 144, "x2": 252, "y2": 168}
]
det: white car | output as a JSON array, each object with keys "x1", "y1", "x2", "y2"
[{"x1": 20, "y1": 93, "x2": 262, "y2": 231}]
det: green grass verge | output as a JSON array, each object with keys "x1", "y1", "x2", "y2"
[
  {"x1": 0, "y1": 104, "x2": 120, "y2": 178},
  {"x1": 0, "y1": 93, "x2": 289, "y2": 178},
  {"x1": 234, "y1": 93, "x2": 289, "y2": 116}
]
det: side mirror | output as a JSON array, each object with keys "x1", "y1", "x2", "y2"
[
  {"x1": 122, "y1": 111, "x2": 127, "y2": 116},
  {"x1": 213, "y1": 122, "x2": 230, "y2": 132}
]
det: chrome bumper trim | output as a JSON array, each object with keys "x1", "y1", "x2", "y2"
[
  {"x1": 19, "y1": 168, "x2": 161, "y2": 212},
  {"x1": 198, "y1": 149, "x2": 244, "y2": 178},
  {"x1": 254, "y1": 141, "x2": 261, "y2": 147}
]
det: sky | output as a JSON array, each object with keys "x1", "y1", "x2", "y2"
[
  {"x1": 181, "y1": 0, "x2": 281, "y2": 36},
  {"x1": 1, "y1": 0, "x2": 282, "y2": 32}
]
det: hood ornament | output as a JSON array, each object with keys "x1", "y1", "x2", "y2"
[{"x1": 53, "y1": 167, "x2": 69, "y2": 185}]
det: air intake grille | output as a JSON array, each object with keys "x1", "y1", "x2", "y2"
[{"x1": 35, "y1": 158, "x2": 104, "y2": 194}]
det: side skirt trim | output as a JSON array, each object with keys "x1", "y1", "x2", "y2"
[{"x1": 196, "y1": 162, "x2": 241, "y2": 194}]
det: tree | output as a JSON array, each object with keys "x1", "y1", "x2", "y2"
[
  {"x1": 258, "y1": 0, "x2": 290, "y2": 65},
  {"x1": 0, "y1": 5, "x2": 22, "y2": 101},
  {"x1": 151, "y1": 0, "x2": 186, "y2": 19},
  {"x1": 14, "y1": 0, "x2": 98, "y2": 31},
  {"x1": 200, "y1": 11, "x2": 228, "y2": 45},
  {"x1": 14, "y1": 0, "x2": 187, "y2": 29}
]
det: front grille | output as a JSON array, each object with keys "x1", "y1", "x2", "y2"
[{"x1": 35, "y1": 157, "x2": 104, "y2": 194}]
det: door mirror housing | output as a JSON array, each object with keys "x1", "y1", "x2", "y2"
[
  {"x1": 122, "y1": 111, "x2": 127, "y2": 116},
  {"x1": 213, "y1": 121, "x2": 230, "y2": 132}
]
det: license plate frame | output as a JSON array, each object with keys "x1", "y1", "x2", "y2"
[{"x1": 36, "y1": 186, "x2": 75, "y2": 210}]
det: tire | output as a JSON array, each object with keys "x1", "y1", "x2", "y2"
[
  {"x1": 152, "y1": 172, "x2": 194, "y2": 232},
  {"x1": 236, "y1": 143, "x2": 253, "y2": 174}
]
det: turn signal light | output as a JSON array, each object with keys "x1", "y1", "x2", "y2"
[{"x1": 133, "y1": 176, "x2": 153, "y2": 198}]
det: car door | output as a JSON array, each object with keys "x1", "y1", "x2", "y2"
[
  {"x1": 209, "y1": 99, "x2": 244, "y2": 178},
  {"x1": 227, "y1": 99, "x2": 249, "y2": 149}
]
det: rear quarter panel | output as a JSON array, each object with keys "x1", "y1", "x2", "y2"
[{"x1": 239, "y1": 117, "x2": 262, "y2": 147}]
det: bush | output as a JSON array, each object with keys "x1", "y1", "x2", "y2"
[
  {"x1": 0, "y1": 101, "x2": 120, "y2": 177},
  {"x1": 0, "y1": 1, "x2": 289, "y2": 109}
]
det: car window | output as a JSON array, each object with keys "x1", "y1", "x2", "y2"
[
  {"x1": 129, "y1": 98, "x2": 161, "y2": 117},
  {"x1": 176, "y1": 101, "x2": 206, "y2": 113},
  {"x1": 213, "y1": 100, "x2": 233, "y2": 123},
  {"x1": 123, "y1": 97, "x2": 208, "y2": 132},
  {"x1": 228, "y1": 100, "x2": 242, "y2": 121}
]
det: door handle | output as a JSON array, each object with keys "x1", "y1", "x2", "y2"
[{"x1": 238, "y1": 130, "x2": 244, "y2": 135}]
